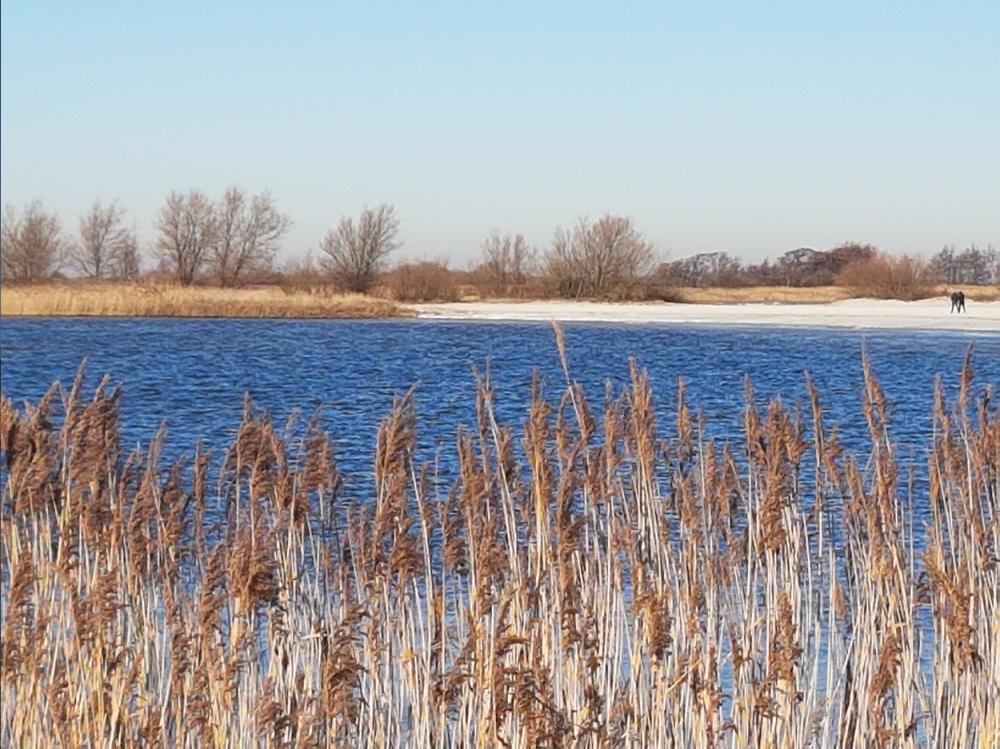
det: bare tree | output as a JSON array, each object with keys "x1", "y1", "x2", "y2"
[
  {"x1": 1, "y1": 202, "x2": 65, "y2": 281},
  {"x1": 656, "y1": 251, "x2": 745, "y2": 287},
  {"x1": 71, "y1": 201, "x2": 139, "y2": 279},
  {"x1": 477, "y1": 231, "x2": 535, "y2": 295},
  {"x1": 320, "y1": 204, "x2": 400, "y2": 293},
  {"x1": 113, "y1": 233, "x2": 141, "y2": 280},
  {"x1": 154, "y1": 190, "x2": 216, "y2": 285},
  {"x1": 931, "y1": 243, "x2": 999, "y2": 285},
  {"x1": 545, "y1": 215, "x2": 654, "y2": 298},
  {"x1": 212, "y1": 187, "x2": 291, "y2": 286}
]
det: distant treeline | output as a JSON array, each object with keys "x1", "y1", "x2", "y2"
[{"x1": 2, "y1": 190, "x2": 997, "y2": 301}]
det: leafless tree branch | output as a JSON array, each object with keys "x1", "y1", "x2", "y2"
[
  {"x1": 1, "y1": 202, "x2": 65, "y2": 281},
  {"x1": 212, "y1": 187, "x2": 291, "y2": 286},
  {"x1": 154, "y1": 190, "x2": 217, "y2": 285},
  {"x1": 319, "y1": 204, "x2": 400, "y2": 293},
  {"x1": 545, "y1": 214, "x2": 654, "y2": 298},
  {"x1": 478, "y1": 231, "x2": 535, "y2": 295},
  {"x1": 71, "y1": 201, "x2": 139, "y2": 279}
]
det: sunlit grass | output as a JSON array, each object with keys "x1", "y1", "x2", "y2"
[
  {"x1": 673, "y1": 284, "x2": 1000, "y2": 304},
  {"x1": 673, "y1": 285, "x2": 853, "y2": 303},
  {"x1": 0, "y1": 281, "x2": 406, "y2": 319}
]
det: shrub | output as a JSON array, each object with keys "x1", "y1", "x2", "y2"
[
  {"x1": 837, "y1": 252, "x2": 935, "y2": 300},
  {"x1": 544, "y1": 215, "x2": 655, "y2": 298},
  {"x1": 279, "y1": 256, "x2": 338, "y2": 296},
  {"x1": 381, "y1": 260, "x2": 461, "y2": 302},
  {"x1": 635, "y1": 278, "x2": 685, "y2": 302},
  {"x1": 475, "y1": 232, "x2": 537, "y2": 297}
]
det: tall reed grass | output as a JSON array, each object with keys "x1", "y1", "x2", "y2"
[
  {"x1": 0, "y1": 282, "x2": 405, "y2": 318},
  {"x1": 4, "y1": 281, "x2": 999, "y2": 320},
  {"x1": 1, "y1": 334, "x2": 997, "y2": 747}
]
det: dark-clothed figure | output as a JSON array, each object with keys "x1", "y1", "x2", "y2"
[{"x1": 950, "y1": 291, "x2": 966, "y2": 313}]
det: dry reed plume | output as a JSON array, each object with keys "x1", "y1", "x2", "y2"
[
  {"x1": 0, "y1": 282, "x2": 405, "y2": 319},
  {"x1": 1, "y1": 335, "x2": 997, "y2": 747}
]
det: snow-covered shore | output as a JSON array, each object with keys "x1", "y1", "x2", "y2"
[{"x1": 413, "y1": 298, "x2": 1000, "y2": 332}]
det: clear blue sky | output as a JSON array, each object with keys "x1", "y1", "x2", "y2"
[{"x1": 2, "y1": 1, "x2": 998, "y2": 265}]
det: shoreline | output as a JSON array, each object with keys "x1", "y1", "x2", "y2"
[
  {"x1": 413, "y1": 298, "x2": 1000, "y2": 332},
  {"x1": 0, "y1": 283, "x2": 407, "y2": 319},
  {"x1": 2, "y1": 284, "x2": 997, "y2": 331}
]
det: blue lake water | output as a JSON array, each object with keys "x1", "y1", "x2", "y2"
[{"x1": 1, "y1": 318, "x2": 997, "y2": 513}]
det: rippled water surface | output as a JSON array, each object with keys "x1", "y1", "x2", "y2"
[{"x1": 2, "y1": 318, "x2": 997, "y2": 511}]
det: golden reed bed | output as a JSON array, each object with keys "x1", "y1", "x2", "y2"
[
  {"x1": 2, "y1": 282, "x2": 998, "y2": 319},
  {"x1": 0, "y1": 282, "x2": 406, "y2": 319},
  {"x1": 673, "y1": 285, "x2": 1000, "y2": 304},
  {"x1": 672, "y1": 285, "x2": 853, "y2": 304},
  {"x1": 1, "y1": 332, "x2": 997, "y2": 747}
]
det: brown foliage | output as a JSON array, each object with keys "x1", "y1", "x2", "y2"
[
  {"x1": 381, "y1": 260, "x2": 462, "y2": 302},
  {"x1": 837, "y1": 252, "x2": 936, "y2": 300}
]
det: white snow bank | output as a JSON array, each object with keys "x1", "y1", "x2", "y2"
[{"x1": 412, "y1": 298, "x2": 1000, "y2": 332}]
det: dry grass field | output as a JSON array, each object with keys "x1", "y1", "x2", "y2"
[
  {"x1": 674, "y1": 284, "x2": 1000, "y2": 304},
  {"x1": 0, "y1": 282, "x2": 406, "y2": 319},
  {"x1": 1, "y1": 332, "x2": 996, "y2": 747},
  {"x1": 2, "y1": 281, "x2": 998, "y2": 319},
  {"x1": 672, "y1": 285, "x2": 853, "y2": 303},
  {"x1": 950, "y1": 284, "x2": 1000, "y2": 301}
]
